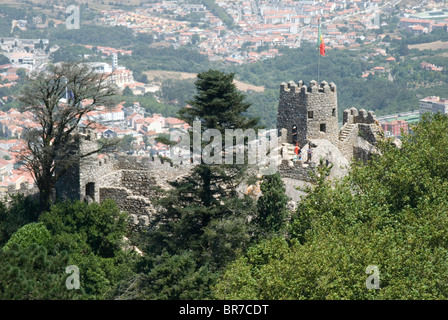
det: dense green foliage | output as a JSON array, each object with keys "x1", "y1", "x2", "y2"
[
  {"x1": 50, "y1": 45, "x2": 93, "y2": 63},
  {"x1": 0, "y1": 6, "x2": 29, "y2": 37},
  {"x1": 0, "y1": 199, "x2": 137, "y2": 299},
  {"x1": 49, "y1": 25, "x2": 135, "y2": 48},
  {"x1": 201, "y1": 0, "x2": 237, "y2": 30},
  {"x1": 214, "y1": 113, "x2": 448, "y2": 299},
  {"x1": 0, "y1": 243, "x2": 73, "y2": 300},
  {"x1": 3, "y1": 222, "x2": 52, "y2": 251},
  {"x1": 121, "y1": 93, "x2": 181, "y2": 117},
  {"x1": 38, "y1": 200, "x2": 137, "y2": 299},
  {"x1": 255, "y1": 172, "x2": 289, "y2": 238},
  {"x1": 40, "y1": 200, "x2": 127, "y2": 258},
  {"x1": 123, "y1": 45, "x2": 212, "y2": 74},
  {"x1": 0, "y1": 54, "x2": 10, "y2": 65},
  {"x1": 0, "y1": 194, "x2": 40, "y2": 247},
  {"x1": 161, "y1": 78, "x2": 196, "y2": 107}
]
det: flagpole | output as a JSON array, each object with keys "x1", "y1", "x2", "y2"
[
  {"x1": 318, "y1": 44, "x2": 320, "y2": 83},
  {"x1": 317, "y1": 18, "x2": 320, "y2": 84}
]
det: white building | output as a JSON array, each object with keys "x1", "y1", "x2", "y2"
[
  {"x1": 5, "y1": 52, "x2": 35, "y2": 67},
  {"x1": 84, "y1": 105, "x2": 125, "y2": 124},
  {"x1": 419, "y1": 96, "x2": 448, "y2": 117}
]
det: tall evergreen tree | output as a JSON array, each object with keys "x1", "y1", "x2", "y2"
[
  {"x1": 179, "y1": 69, "x2": 259, "y2": 132},
  {"x1": 134, "y1": 70, "x2": 261, "y2": 299},
  {"x1": 255, "y1": 172, "x2": 290, "y2": 238},
  {"x1": 147, "y1": 69, "x2": 260, "y2": 264}
]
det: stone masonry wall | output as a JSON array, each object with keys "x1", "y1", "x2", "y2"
[
  {"x1": 277, "y1": 80, "x2": 338, "y2": 147},
  {"x1": 343, "y1": 108, "x2": 377, "y2": 126},
  {"x1": 119, "y1": 170, "x2": 158, "y2": 198},
  {"x1": 97, "y1": 156, "x2": 193, "y2": 227},
  {"x1": 338, "y1": 124, "x2": 359, "y2": 162},
  {"x1": 339, "y1": 108, "x2": 383, "y2": 161},
  {"x1": 99, "y1": 187, "x2": 155, "y2": 227},
  {"x1": 278, "y1": 159, "x2": 316, "y2": 182},
  {"x1": 358, "y1": 123, "x2": 381, "y2": 145}
]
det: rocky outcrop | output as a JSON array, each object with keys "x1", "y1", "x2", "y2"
[
  {"x1": 303, "y1": 139, "x2": 350, "y2": 180},
  {"x1": 354, "y1": 136, "x2": 378, "y2": 162}
]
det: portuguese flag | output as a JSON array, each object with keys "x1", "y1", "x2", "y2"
[{"x1": 318, "y1": 19, "x2": 326, "y2": 56}]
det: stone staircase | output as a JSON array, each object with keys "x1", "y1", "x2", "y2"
[
  {"x1": 282, "y1": 143, "x2": 301, "y2": 160},
  {"x1": 339, "y1": 123, "x2": 356, "y2": 142},
  {"x1": 280, "y1": 143, "x2": 310, "y2": 167}
]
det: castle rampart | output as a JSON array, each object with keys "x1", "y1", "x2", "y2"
[
  {"x1": 342, "y1": 107, "x2": 377, "y2": 126},
  {"x1": 338, "y1": 108, "x2": 382, "y2": 161}
]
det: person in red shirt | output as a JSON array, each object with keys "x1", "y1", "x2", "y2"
[
  {"x1": 294, "y1": 143, "x2": 299, "y2": 156},
  {"x1": 294, "y1": 143, "x2": 300, "y2": 161}
]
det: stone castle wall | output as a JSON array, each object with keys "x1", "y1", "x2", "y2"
[
  {"x1": 55, "y1": 128, "x2": 192, "y2": 227},
  {"x1": 358, "y1": 123, "x2": 381, "y2": 145},
  {"x1": 95, "y1": 156, "x2": 193, "y2": 226},
  {"x1": 99, "y1": 186, "x2": 155, "y2": 227},
  {"x1": 277, "y1": 80, "x2": 338, "y2": 147},
  {"x1": 278, "y1": 159, "x2": 316, "y2": 182},
  {"x1": 4, "y1": 181, "x2": 39, "y2": 204},
  {"x1": 338, "y1": 124, "x2": 359, "y2": 161},
  {"x1": 339, "y1": 108, "x2": 383, "y2": 161},
  {"x1": 343, "y1": 107, "x2": 377, "y2": 126}
]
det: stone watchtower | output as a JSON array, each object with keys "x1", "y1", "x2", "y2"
[
  {"x1": 277, "y1": 80, "x2": 338, "y2": 147},
  {"x1": 55, "y1": 127, "x2": 114, "y2": 203}
]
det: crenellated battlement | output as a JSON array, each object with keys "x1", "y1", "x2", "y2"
[
  {"x1": 78, "y1": 126, "x2": 99, "y2": 142},
  {"x1": 280, "y1": 80, "x2": 337, "y2": 95},
  {"x1": 277, "y1": 79, "x2": 339, "y2": 147},
  {"x1": 342, "y1": 107, "x2": 377, "y2": 125}
]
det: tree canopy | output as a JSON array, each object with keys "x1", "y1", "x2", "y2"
[
  {"x1": 125, "y1": 69, "x2": 262, "y2": 299},
  {"x1": 214, "y1": 113, "x2": 448, "y2": 299}
]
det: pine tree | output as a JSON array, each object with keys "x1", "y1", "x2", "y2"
[
  {"x1": 123, "y1": 86, "x2": 134, "y2": 96},
  {"x1": 136, "y1": 70, "x2": 261, "y2": 298},
  {"x1": 0, "y1": 243, "x2": 74, "y2": 299},
  {"x1": 256, "y1": 172, "x2": 289, "y2": 238},
  {"x1": 180, "y1": 69, "x2": 259, "y2": 133}
]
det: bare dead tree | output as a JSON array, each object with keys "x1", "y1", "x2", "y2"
[{"x1": 18, "y1": 62, "x2": 121, "y2": 212}]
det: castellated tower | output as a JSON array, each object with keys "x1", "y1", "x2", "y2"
[{"x1": 277, "y1": 80, "x2": 338, "y2": 147}]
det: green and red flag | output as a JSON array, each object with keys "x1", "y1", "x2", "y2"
[{"x1": 318, "y1": 19, "x2": 326, "y2": 56}]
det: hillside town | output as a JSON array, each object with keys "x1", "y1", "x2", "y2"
[
  {"x1": 0, "y1": 97, "x2": 191, "y2": 195},
  {"x1": 0, "y1": 0, "x2": 448, "y2": 196},
  {"x1": 98, "y1": 0, "x2": 448, "y2": 63}
]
